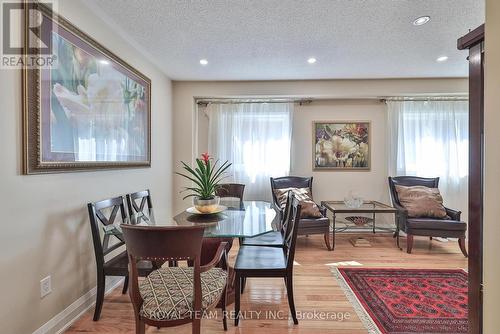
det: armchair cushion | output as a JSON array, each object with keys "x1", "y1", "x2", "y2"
[
  {"x1": 406, "y1": 218, "x2": 467, "y2": 231},
  {"x1": 395, "y1": 185, "x2": 448, "y2": 218},
  {"x1": 273, "y1": 187, "x2": 322, "y2": 218},
  {"x1": 139, "y1": 267, "x2": 227, "y2": 321}
]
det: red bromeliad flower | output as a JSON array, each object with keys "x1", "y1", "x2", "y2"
[
  {"x1": 201, "y1": 153, "x2": 210, "y2": 164},
  {"x1": 177, "y1": 154, "x2": 232, "y2": 200}
]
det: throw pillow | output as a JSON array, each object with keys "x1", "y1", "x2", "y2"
[
  {"x1": 273, "y1": 187, "x2": 323, "y2": 218},
  {"x1": 395, "y1": 185, "x2": 448, "y2": 218}
]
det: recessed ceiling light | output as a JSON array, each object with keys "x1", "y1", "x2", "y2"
[
  {"x1": 199, "y1": 59, "x2": 208, "y2": 65},
  {"x1": 413, "y1": 16, "x2": 430, "y2": 26},
  {"x1": 436, "y1": 56, "x2": 448, "y2": 62},
  {"x1": 307, "y1": 57, "x2": 317, "y2": 64},
  {"x1": 99, "y1": 59, "x2": 110, "y2": 65}
]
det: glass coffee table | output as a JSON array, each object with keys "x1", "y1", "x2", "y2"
[{"x1": 320, "y1": 200, "x2": 400, "y2": 250}]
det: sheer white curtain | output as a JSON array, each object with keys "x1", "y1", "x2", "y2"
[
  {"x1": 207, "y1": 102, "x2": 293, "y2": 201},
  {"x1": 387, "y1": 100, "x2": 469, "y2": 218}
]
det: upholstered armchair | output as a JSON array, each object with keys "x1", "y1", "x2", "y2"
[
  {"x1": 388, "y1": 176, "x2": 467, "y2": 257},
  {"x1": 270, "y1": 176, "x2": 332, "y2": 250}
]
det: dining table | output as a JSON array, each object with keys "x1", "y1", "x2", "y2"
[{"x1": 107, "y1": 200, "x2": 279, "y2": 305}]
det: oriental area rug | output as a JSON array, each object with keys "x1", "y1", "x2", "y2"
[{"x1": 332, "y1": 268, "x2": 468, "y2": 334}]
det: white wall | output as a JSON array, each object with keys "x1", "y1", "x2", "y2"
[
  {"x1": 0, "y1": 0, "x2": 173, "y2": 333},
  {"x1": 483, "y1": 1, "x2": 500, "y2": 332},
  {"x1": 173, "y1": 79, "x2": 468, "y2": 213}
]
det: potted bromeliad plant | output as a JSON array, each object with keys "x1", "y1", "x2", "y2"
[{"x1": 176, "y1": 153, "x2": 232, "y2": 213}]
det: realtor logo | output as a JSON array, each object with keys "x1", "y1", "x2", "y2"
[{"x1": 1, "y1": 1, "x2": 57, "y2": 69}]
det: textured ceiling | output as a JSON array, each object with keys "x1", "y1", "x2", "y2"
[{"x1": 84, "y1": 0, "x2": 484, "y2": 80}]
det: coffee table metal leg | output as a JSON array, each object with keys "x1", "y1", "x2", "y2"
[
  {"x1": 332, "y1": 213, "x2": 336, "y2": 250},
  {"x1": 372, "y1": 212, "x2": 376, "y2": 233}
]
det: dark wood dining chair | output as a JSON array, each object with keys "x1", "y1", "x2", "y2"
[
  {"x1": 215, "y1": 183, "x2": 245, "y2": 209},
  {"x1": 270, "y1": 176, "x2": 332, "y2": 250},
  {"x1": 126, "y1": 189, "x2": 153, "y2": 218},
  {"x1": 87, "y1": 196, "x2": 154, "y2": 321},
  {"x1": 234, "y1": 195, "x2": 302, "y2": 326},
  {"x1": 241, "y1": 190, "x2": 294, "y2": 248},
  {"x1": 122, "y1": 224, "x2": 229, "y2": 334}
]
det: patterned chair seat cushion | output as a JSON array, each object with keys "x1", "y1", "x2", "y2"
[{"x1": 139, "y1": 266, "x2": 227, "y2": 321}]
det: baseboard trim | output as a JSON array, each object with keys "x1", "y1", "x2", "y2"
[{"x1": 32, "y1": 277, "x2": 124, "y2": 334}]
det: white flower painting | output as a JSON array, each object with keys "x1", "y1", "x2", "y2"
[
  {"x1": 314, "y1": 122, "x2": 370, "y2": 170},
  {"x1": 44, "y1": 30, "x2": 150, "y2": 164}
]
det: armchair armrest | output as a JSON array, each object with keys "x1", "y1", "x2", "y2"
[
  {"x1": 392, "y1": 202, "x2": 409, "y2": 232},
  {"x1": 393, "y1": 202, "x2": 408, "y2": 217},
  {"x1": 200, "y1": 242, "x2": 228, "y2": 273},
  {"x1": 445, "y1": 207, "x2": 462, "y2": 221},
  {"x1": 319, "y1": 205, "x2": 327, "y2": 217}
]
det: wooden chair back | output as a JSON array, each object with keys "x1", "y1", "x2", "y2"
[
  {"x1": 121, "y1": 224, "x2": 206, "y2": 324},
  {"x1": 126, "y1": 189, "x2": 153, "y2": 219},
  {"x1": 87, "y1": 196, "x2": 128, "y2": 267},
  {"x1": 122, "y1": 224, "x2": 205, "y2": 262},
  {"x1": 280, "y1": 190, "x2": 295, "y2": 237},
  {"x1": 284, "y1": 196, "x2": 302, "y2": 270},
  {"x1": 215, "y1": 183, "x2": 245, "y2": 209},
  {"x1": 270, "y1": 176, "x2": 312, "y2": 208}
]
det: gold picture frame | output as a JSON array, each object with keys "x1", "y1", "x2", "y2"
[
  {"x1": 22, "y1": 2, "x2": 151, "y2": 174},
  {"x1": 313, "y1": 121, "x2": 371, "y2": 171}
]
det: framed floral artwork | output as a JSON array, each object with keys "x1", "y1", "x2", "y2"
[
  {"x1": 313, "y1": 121, "x2": 370, "y2": 170},
  {"x1": 23, "y1": 3, "x2": 151, "y2": 174}
]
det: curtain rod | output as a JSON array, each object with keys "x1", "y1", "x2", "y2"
[
  {"x1": 196, "y1": 96, "x2": 469, "y2": 106},
  {"x1": 380, "y1": 96, "x2": 469, "y2": 103},
  {"x1": 196, "y1": 98, "x2": 313, "y2": 106}
]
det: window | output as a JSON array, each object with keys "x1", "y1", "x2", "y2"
[
  {"x1": 387, "y1": 100, "x2": 469, "y2": 217},
  {"x1": 207, "y1": 102, "x2": 293, "y2": 200}
]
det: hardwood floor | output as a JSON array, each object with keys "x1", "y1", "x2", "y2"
[{"x1": 66, "y1": 234, "x2": 467, "y2": 333}]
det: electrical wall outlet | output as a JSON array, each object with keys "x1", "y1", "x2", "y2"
[{"x1": 40, "y1": 276, "x2": 52, "y2": 298}]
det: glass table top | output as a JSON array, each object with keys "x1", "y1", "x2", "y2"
[
  {"x1": 321, "y1": 200, "x2": 397, "y2": 213},
  {"x1": 105, "y1": 200, "x2": 278, "y2": 238}
]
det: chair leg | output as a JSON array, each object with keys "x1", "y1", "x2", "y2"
[
  {"x1": 235, "y1": 273, "x2": 241, "y2": 326},
  {"x1": 241, "y1": 277, "x2": 247, "y2": 294},
  {"x1": 285, "y1": 275, "x2": 298, "y2": 325},
  {"x1": 406, "y1": 234, "x2": 414, "y2": 254},
  {"x1": 324, "y1": 232, "x2": 332, "y2": 251},
  {"x1": 122, "y1": 275, "x2": 129, "y2": 294},
  {"x1": 135, "y1": 318, "x2": 145, "y2": 334},
  {"x1": 192, "y1": 318, "x2": 201, "y2": 334},
  {"x1": 93, "y1": 272, "x2": 105, "y2": 321},
  {"x1": 459, "y1": 237, "x2": 468, "y2": 257},
  {"x1": 221, "y1": 287, "x2": 228, "y2": 331}
]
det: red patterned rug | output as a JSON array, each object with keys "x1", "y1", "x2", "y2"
[{"x1": 332, "y1": 268, "x2": 468, "y2": 334}]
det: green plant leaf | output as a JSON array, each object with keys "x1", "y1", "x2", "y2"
[
  {"x1": 175, "y1": 172, "x2": 204, "y2": 189},
  {"x1": 210, "y1": 160, "x2": 232, "y2": 184}
]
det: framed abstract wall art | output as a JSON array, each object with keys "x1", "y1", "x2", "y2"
[
  {"x1": 22, "y1": 3, "x2": 151, "y2": 174},
  {"x1": 313, "y1": 121, "x2": 370, "y2": 170}
]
